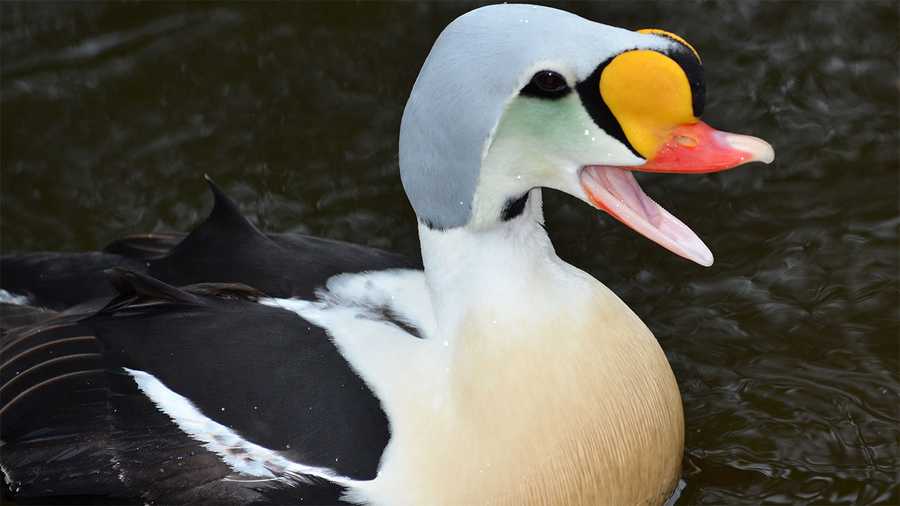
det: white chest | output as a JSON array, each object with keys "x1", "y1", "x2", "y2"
[{"x1": 268, "y1": 266, "x2": 682, "y2": 505}]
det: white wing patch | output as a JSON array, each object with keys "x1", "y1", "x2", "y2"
[
  {"x1": 261, "y1": 268, "x2": 434, "y2": 338},
  {"x1": 316, "y1": 269, "x2": 436, "y2": 338},
  {"x1": 0, "y1": 289, "x2": 30, "y2": 305},
  {"x1": 1, "y1": 462, "x2": 18, "y2": 494},
  {"x1": 260, "y1": 268, "x2": 436, "y2": 402},
  {"x1": 124, "y1": 368, "x2": 358, "y2": 487}
]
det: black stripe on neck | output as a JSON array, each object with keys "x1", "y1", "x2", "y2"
[
  {"x1": 419, "y1": 217, "x2": 446, "y2": 231},
  {"x1": 500, "y1": 192, "x2": 529, "y2": 222}
]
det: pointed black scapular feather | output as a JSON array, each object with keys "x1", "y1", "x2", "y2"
[
  {"x1": 147, "y1": 176, "x2": 417, "y2": 299},
  {"x1": 1, "y1": 177, "x2": 418, "y2": 309}
]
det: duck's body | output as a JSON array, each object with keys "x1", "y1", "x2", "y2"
[
  {"x1": 2, "y1": 187, "x2": 681, "y2": 505},
  {"x1": 1, "y1": 4, "x2": 773, "y2": 505}
]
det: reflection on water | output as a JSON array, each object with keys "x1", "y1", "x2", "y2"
[{"x1": 1, "y1": 2, "x2": 898, "y2": 504}]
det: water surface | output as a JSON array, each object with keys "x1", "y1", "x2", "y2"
[{"x1": 2, "y1": 2, "x2": 898, "y2": 504}]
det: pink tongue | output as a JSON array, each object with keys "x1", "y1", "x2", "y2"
[{"x1": 580, "y1": 166, "x2": 714, "y2": 266}]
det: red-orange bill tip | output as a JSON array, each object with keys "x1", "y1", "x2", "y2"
[{"x1": 637, "y1": 121, "x2": 775, "y2": 174}]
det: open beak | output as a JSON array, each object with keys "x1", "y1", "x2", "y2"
[{"x1": 579, "y1": 120, "x2": 774, "y2": 266}]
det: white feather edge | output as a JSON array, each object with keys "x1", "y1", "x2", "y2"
[
  {"x1": 0, "y1": 289, "x2": 30, "y2": 305},
  {"x1": 123, "y1": 367, "x2": 359, "y2": 488}
]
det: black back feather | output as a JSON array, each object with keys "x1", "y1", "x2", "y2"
[{"x1": 1, "y1": 177, "x2": 418, "y2": 308}]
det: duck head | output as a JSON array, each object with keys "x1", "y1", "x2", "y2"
[{"x1": 399, "y1": 4, "x2": 773, "y2": 266}]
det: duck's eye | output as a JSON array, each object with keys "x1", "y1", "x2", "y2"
[{"x1": 521, "y1": 70, "x2": 570, "y2": 99}]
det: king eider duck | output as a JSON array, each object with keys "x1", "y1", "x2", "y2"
[{"x1": 0, "y1": 4, "x2": 774, "y2": 505}]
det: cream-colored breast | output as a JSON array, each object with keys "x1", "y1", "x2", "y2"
[{"x1": 369, "y1": 284, "x2": 684, "y2": 506}]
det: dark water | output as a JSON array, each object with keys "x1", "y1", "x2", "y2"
[{"x1": 2, "y1": 1, "x2": 898, "y2": 504}]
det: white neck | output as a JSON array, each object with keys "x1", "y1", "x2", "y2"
[
  {"x1": 380, "y1": 188, "x2": 685, "y2": 505},
  {"x1": 418, "y1": 189, "x2": 596, "y2": 342}
]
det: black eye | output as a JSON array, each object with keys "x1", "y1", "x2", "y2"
[{"x1": 521, "y1": 70, "x2": 570, "y2": 99}]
